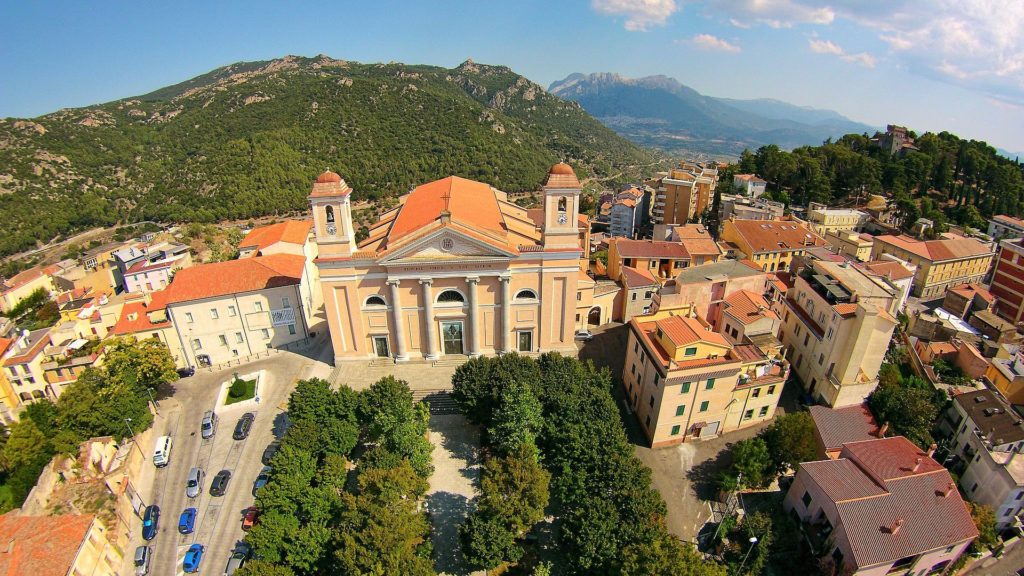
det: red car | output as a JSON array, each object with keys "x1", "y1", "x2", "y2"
[{"x1": 242, "y1": 507, "x2": 260, "y2": 531}]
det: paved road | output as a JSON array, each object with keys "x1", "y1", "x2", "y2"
[
  {"x1": 125, "y1": 342, "x2": 332, "y2": 576},
  {"x1": 965, "y1": 542, "x2": 1024, "y2": 576}
]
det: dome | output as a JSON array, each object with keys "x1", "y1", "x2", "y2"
[
  {"x1": 316, "y1": 170, "x2": 342, "y2": 184},
  {"x1": 549, "y1": 162, "x2": 575, "y2": 176}
]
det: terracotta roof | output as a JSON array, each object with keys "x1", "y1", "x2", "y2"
[
  {"x1": 111, "y1": 291, "x2": 172, "y2": 335},
  {"x1": 728, "y1": 220, "x2": 826, "y2": 253},
  {"x1": 545, "y1": 163, "x2": 582, "y2": 189},
  {"x1": 240, "y1": 220, "x2": 312, "y2": 252},
  {"x1": 316, "y1": 170, "x2": 342, "y2": 183},
  {"x1": 0, "y1": 338, "x2": 12, "y2": 359},
  {"x1": 722, "y1": 290, "x2": 778, "y2": 325},
  {"x1": 657, "y1": 315, "x2": 730, "y2": 348},
  {"x1": 732, "y1": 344, "x2": 767, "y2": 363},
  {"x1": 0, "y1": 512, "x2": 96, "y2": 576},
  {"x1": 126, "y1": 258, "x2": 177, "y2": 275},
  {"x1": 308, "y1": 171, "x2": 353, "y2": 199},
  {"x1": 613, "y1": 238, "x2": 689, "y2": 259},
  {"x1": 620, "y1": 266, "x2": 659, "y2": 289},
  {"x1": 801, "y1": 459, "x2": 888, "y2": 501},
  {"x1": 833, "y1": 303, "x2": 859, "y2": 316},
  {"x1": 993, "y1": 214, "x2": 1024, "y2": 228},
  {"x1": 949, "y1": 282, "x2": 995, "y2": 302},
  {"x1": 861, "y1": 260, "x2": 915, "y2": 281},
  {"x1": 165, "y1": 254, "x2": 305, "y2": 304},
  {"x1": 809, "y1": 404, "x2": 881, "y2": 452},
  {"x1": 387, "y1": 176, "x2": 507, "y2": 247},
  {"x1": 1, "y1": 267, "x2": 45, "y2": 294},
  {"x1": 734, "y1": 174, "x2": 766, "y2": 183},
  {"x1": 874, "y1": 234, "x2": 992, "y2": 262},
  {"x1": 2, "y1": 328, "x2": 52, "y2": 366}
]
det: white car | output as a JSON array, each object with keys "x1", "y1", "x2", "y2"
[{"x1": 574, "y1": 329, "x2": 594, "y2": 341}]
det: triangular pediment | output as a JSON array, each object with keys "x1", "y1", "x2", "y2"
[{"x1": 379, "y1": 227, "x2": 515, "y2": 265}]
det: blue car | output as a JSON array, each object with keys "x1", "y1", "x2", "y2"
[
  {"x1": 183, "y1": 544, "x2": 204, "y2": 573},
  {"x1": 178, "y1": 508, "x2": 197, "y2": 534},
  {"x1": 141, "y1": 505, "x2": 159, "y2": 541}
]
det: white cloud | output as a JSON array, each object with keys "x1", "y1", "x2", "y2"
[
  {"x1": 592, "y1": 0, "x2": 678, "y2": 31},
  {"x1": 703, "y1": 0, "x2": 834, "y2": 28},
  {"x1": 808, "y1": 38, "x2": 875, "y2": 67},
  {"x1": 688, "y1": 33, "x2": 741, "y2": 52}
]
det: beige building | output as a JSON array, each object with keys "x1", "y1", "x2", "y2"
[
  {"x1": 720, "y1": 218, "x2": 827, "y2": 273},
  {"x1": 109, "y1": 290, "x2": 186, "y2": 368},
  {"x1": 1, "y1": 327, "x2": 56, "y2": 404},
  {"x1": 825, "y1": 230, "x2": 874, "y2": 261},
  {"x1": 650, "y1": 161, "x2": 718, "y2": 225},
  {"x1": 654, "y1": 259, "x2": 770, "y2": 326},
  {"x1": 718, "y1": 289, "x2": 781, "y2": 347},
  {"x1": 0, "y1": 512, "x2": 121, "y2": 576},
  {"x1": 871, "y1": 234, "x2": 994, "y2": 298},
  {"x1": 778, "y1": 260, "x2": 898, "y2": 407},
  {"x1": 623, "y1": 314, "x2": 788, "y2": 447},
  {"x1": 165, "y1": 254, "x2": 314, "y2": 368},
  {"x1": 805, "y1": 205, "x2": 868, "y2": 236},
  {"x1": 314, "y1": 165, "x2": 586, "y2": 363},
  {"x1": 0, "y1": 267, "x2": 54, "y2": 314},
  {"x1": 619, "y1": 267, "x2": 660, "y2": 322}
]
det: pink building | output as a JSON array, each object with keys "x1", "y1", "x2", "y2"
[{"x1": 783, "y1": 436, "x2": 977, "y2": 576}]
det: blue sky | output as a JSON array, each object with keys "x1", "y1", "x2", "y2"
[{"x1": 2, "y1": 0, "x2": 1023, "y2": 153}]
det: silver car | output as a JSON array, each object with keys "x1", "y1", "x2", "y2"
[
  {"x1": 134, "y1": 545, "x2": 151, "y2": 576},
  {"x1": 201, "y1": 410, "x2": 217, "y2": 439},
  {"x1": 186, "y1": 467, "x2": 204, "y2": 499},
  {"x1": 224, "y1": 543, "x2": 250, "y2": 576}
]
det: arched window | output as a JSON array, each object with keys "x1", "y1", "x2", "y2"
[
  {"x1": 325, "y1": 205, "x2": 335, "y2": 223},
  {"x1": 436, "y1": 289, "x2": 465, "y2": 304},
  {"x1": 364, "y1": 295, "x2": 386, "y2": 307},
  {"x1": 514, "y1": 289, "x2": 538, "y2": 301},
  {"x1": 557, "y1": 197, "x2": 567, "y2": 212}
]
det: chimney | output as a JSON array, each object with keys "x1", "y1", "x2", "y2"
[
  {"x1": 913, "y1": 457, "x2": 923, "y2": 472},
  {"x1": 884, "y1": 518, "x2": 904, "y2": 535},
  {"x1": 937, "y1": 482, "x2": 956, "y2": 498},
  {"x1": 878, "y1": 422, "x2": 889, "y2": 437},
  {"x1": 927, "y1": 443, "x2": 937, "y2": 458}
]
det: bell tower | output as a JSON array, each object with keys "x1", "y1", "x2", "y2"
[
  {"x1": 541, "y1": 162, "x2": 582, "y2": 250},
  {"x1": 309, "y1": 170, "x2": 356, "y2": 258}
]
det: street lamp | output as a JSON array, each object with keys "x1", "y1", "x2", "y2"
[
  {"x1": 737, "y1": 536, "x2": 759, "y2": 575},
  {"x1": 145, "y1": 387, "x2": 159, "y2": 415},
  {"x1": 123, "y1": 418, "x2": 145, "y2": 461}
]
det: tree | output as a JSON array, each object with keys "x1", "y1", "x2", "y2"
[
  {"x1": 487, "y1": 381, "x2": 543, "y2": 455},
  {"x1": 101, "y1": 337, "x2": 178, "y2": 393},
  {"x1": 477, "y1": 444, "x2": 550, "y2": 535},
  {"x1": 729, "y1": 438, "x2": 773, "y2": 489},
  {"x1": 56, "y1": 368, "x2": 154, "y2": 442},
  {"x1": 969, "y1": 503, "x2": 999, "y2": 551},
  {"x1": 0, "y1": 420, "x2": 51, "y2": 471},
  {"x1": 460, "y1": 511, "x2": 523, "y2": 571},
  {"x1": 619, "y1": 533, "x2": 726, "y2": 576},
  {"x1": 723, "y1": 512, "x2": 773, "y2": 576},
  {"x1": 760, "y1": 412, "x2": 819, "y2": 475},
  {"x1": 234, "y1": 560, "x2": 297, "y2": 576},
  {"x1": 868, "y1": 382, "x2": 940, "y2": 448}
]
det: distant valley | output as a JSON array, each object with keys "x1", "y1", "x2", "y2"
[{"x1": 549, "y1": 72, "x2": 877, "y2": 159}]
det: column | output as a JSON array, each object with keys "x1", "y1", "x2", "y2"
[
  {"x1": 467, "y1": 276, "x2": 481, "y2": 357},
  {"x1": 419, "y1": 278, "x2": 438, "y2": 360},
  {"x1": 500, "y1": 275, "x2": 513, "y2": 354},
  {"x1": 387, "y1": 280, "x2": 408, "y2": 362}
]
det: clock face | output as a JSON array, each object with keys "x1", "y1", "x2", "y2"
[
  {"x1": 326, "y1": 224, "x2": 337, "y2": 235},
  {"x1": 558, "y1": 213, "x2": 568, "y2": 224}
]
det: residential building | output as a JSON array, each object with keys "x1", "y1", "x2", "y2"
[
  {"x1": 314, "y1": 165, "x2": 587, "y2": 363},
  {"x1": 719, "y1": 194, "x2": 785, "y2": 223},
  {"x1": 806, "y1": 204, "x2": 868, "y2": 237},
  {"x1": 623, "y1": 314, "x2": 788, "y2": 447},
  {"x1": 576, "y1": 272, "x2": 619, "y2": 329},
  {"x1": 650, "y1": 161, "x2": 718, "y2": 225},
  {"x1": 986, "y1": 349, "x2": 1024, "y2": 406},
  {"x1": 0, "y1": 267, "x2": 54, "y2": 314},
  {"x1": 942, "y1": 283, "x2": 995, "y2": 321},
  {"x1": 0, "y1": 338, "x2": 16, "y2": 422},
  {"x1": 1, "y1": 327, "x2": 55, "y2": 404},
  {"x1": 988, "y1": 214, "x2": 1024, "y2": 240},
  {"x1": 783, "y1": 436, "x2": 976, "y2": 576},
  {"x1": 110, "y1": 244, "x2": 150, "y2": 292},
  {"x1": 619, "y1": 267, "x2": 659, "y2": 322},
  {"x1": 607, "y1": 233, "x2": 720, "y2": 284},
  {"x1": 808, "y1": 404, "x2": 881, "y2": 459},
  {"x1": 968, "y1": 309, "x2": 1016, "y2": 344},
  {"x1": 608, "y1": 186, "x2": 649, "y2": 238},
  {"x1": 720, "y1": 218, "x2": 827, "y2": 273},
  {"x1": 239, "y1": 220, "x2": 313, "y2": 258},
  {"x1": 166, "y1": 254, "x2": 314, "y2": 368},
  {"x1": 990, "y1": 237, "x2": 1024, "y2": 323},
  {"x1": 914, "y1": 338, "x2": 988, "y2": 381},
  {"x1": 654, "y1": 260, "x2": 769, "y2": 326},
  {"x1": 859, "y1": 259, "x2": 916, "y2": 312},
  {"x1": 109, "y1": 290, "x2": 185, "y2": 368},
  {"x1": 732, "y1": 174, "x2": 767, "y2": 197},
  {"x1": 0, "y1": 512, "x2": 121, "y2": 576},
  {"x1": 717, "y1": 289, "x2": 781, "y2": 347},
  {"x1": 871, "y1": 234, "x2": 995, "y2": 299},
  {"x1": 825, "y1": 230, "x2": 873, "y2": 262},
  {"x1": 945, "y1": 389, "x2": 1024, "y2": 529},
  {"x1": 122, "y1": 257, "x2": 183, "y2": 294},
  {"x1": 779, "y1": 260, "x2": 899, "y2": 407}
]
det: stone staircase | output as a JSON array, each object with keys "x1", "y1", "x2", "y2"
[
  {"x1": 432, "y1": 354, "x2": 470, "y2": 368},
  {"x1": 413, "y1": 389, "x2": 461, "y2": 415}
]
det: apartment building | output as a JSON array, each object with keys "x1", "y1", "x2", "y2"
[
  {"x1": 990, "y1": 237, "x2": 1024, "y2": 323},
  {"x1": 718, "y1": 289, "x2": 781, "y2": 347},
  {"x1": 859, "y1": 259, "x2": 916, "y2": 312},
  {"x1": 239, "y1": 219, "x2": 313, "y2": 258},
  {"x1": 988, "y1": 214, "x2": 1024, "y2": 240},
  {"x1": 650, "y1": 162, "x2": 718, "y2": 225},
  {"x1": 0, "y1": 513, "x2": 121, "y2": 576},
  {"x1": 778, "y1": 260, "x2": 898, "y2": 407},
  {"x1": 0, "y1": 338, "x2": 16, "y2": 422},
  {"x1": 945, "y1": 389, "x2": 1024, "y2": 529},
  {"x1": 871, "y1": 234, "x2": 994, "y2": 299},
  {"x1": 607, "y1": 230, "x2": 721, "y2": 283},
  {"x1": 1, "y1": 327, "x2": 55, "y2": 404},
  {"x1": 720, "y1": 218, "x2": 827, "y2": 273},
  {"x1": 985, "y1": 349, "x2": 1024, "y2": 405},
  {"x1": 608, "y1": 186, "x2": 649, "y2": 238},
  {"x1": 623, "y1": 314, "x2": 788, "y2": 447},
  {"x1": 0, "y1": 267, "x2": 54, "y2": 314},
  {"x1": 732, "y1": 174, "x2": 767, "y2": 197},
  {"x1": 784, "y1": 436, "x2": 976, "y2": 576},
  {"x1": 109, "y1": 290, "x2": 185, "y2": 368},
  {"x1": 807, "y1": 404, "x2": 881, "y2": 459},
  {"x1": 942, "y1": 283, "x2": 995, "y2": 321},
  {"x1": 805, "y1": 204, "x2": 868, "y2": 236},
  {"x1": 825, "y1": 230, "x2": 873, "y2": 262},
  {"x1": 654, "y1": 260, "x2": 769, "y2": 326},
  {"x1": 619, "y1": 266, "x2": 659, "y2": 322},
  {"x1": 165, "y1": 254, "x2": 314, "y2": 368},
  {"x1": 719, "y1": 194, "x2": 785, "y2": 223}
]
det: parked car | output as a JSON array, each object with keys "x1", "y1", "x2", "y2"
[
  {"x1": 176, "y1": 366, "x2": 195, "y2": 378},
  {"x1": 261, "y1": 441, "x2": 280, "y2": 465},
  {"x1": 233, "y1": 413, "x2": 255, "y2": 440},
  {"x1": 183, "y1": 544, "x2": 204, "y2": 573},
  {"x1": 201, "y1": 410, "x2": 218, "y2": 439},
  {"x1": 178, "y1": 507, "x2": 197, "y2": 534},
  {"x1": 210, "y1": 470, "x2": 232, "y2": 496},
  {"x1": 223, "y1": 542, "x2": 251, "y2": 576},
  {"x1": 252, "y1": 467, "x2": 270, "y2": 497},
  {"x1": 141, "y1": 505, "x2": 159, "y2": 541},
  {"x1": 133, "y1": 545, "x2": 151, "y2": 576},
  {"x1": 186, "y1": 467, "x2": 204, "y2": 499},
  {"x1": 574, "y1": 329, "x2": 594, "y2": 341},
  {"x1": 241, "y1": 507, "x2": 260, "y2": 531}
]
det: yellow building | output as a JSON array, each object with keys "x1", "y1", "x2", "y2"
[
  {"x1": 871, "y1": 234, "x2": 995, "y2": 298},
  {"x1": 650, "y1": 162, "x2": 718, "y2": 225},
  {"x1": 623, "y1": 314, "x2": 788, "y2": 447},
  {"x1": 985, "y1": 351, "x2": 1024, "y2": 405},
  {"x1": 109, "y1": 291, "x2": 186, "y2": 368},
  {"x1": 0, "y1": 338, "x2": 16, "y2": 423},
  {"x1": 607, "y1": 227, "x2": 721, "y2": 283},
  {"x1": 1, "y1": 327, "x2": 56, "y2": 405},
  {"x1": 825, "y1": 230, "x2": 874, "y2": 262},
  {"x1": 720, "y1": 218, "x2": 827, "y2": 273},
  {"x1": 0, "y1": 267, "x2": 54, "y2": 314},
  {"x1": 805, "y1": 205, "x2": 867, "y2": 236}
]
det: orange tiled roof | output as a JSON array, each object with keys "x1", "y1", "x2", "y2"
[
  {"x1": 861, "y1": 260, "x2": 915, "y2": 282},
  {"x1": 0, "y1": 512, "x2": 96, "y2": 576},
  {"x1": 874, "y1": 234, "x2": 992, "y2": 262},
  {"x1": 658, "y1": 315, "x2": 729, "y2": 348},
  {"x1": 2, "y1": 329, "x2": 52, "y2": 366},
  {"x1": 729, "y1": 220, "x2": 826, "y2": 253},
  {"x1": 240, "y1": 220, "x2": 312, "y2": 252},
  {"x1": 545, "y1": 163, "x2": 582, "y2": 189},
  {"x1": 111, "y1": 291, "x2": 171, "y2": 335},
  {"x1": 1, "y1": 267, "x2": 45, "y2": 294},
  {"x1": 949, "y1": 282, "x2": 995, "y2": 302},
  {"x1": 387, "y1": 176, "x2": 507, "y2": 247},
  {"x1": 613, "y1": 239, "x2": 689, "y2": 259},
  {"x1": 833, "y1": 303, "x2": 859, "y2": 316},
  {"x1": 809, "y1": 404, "x2": 880, "y2": 451},
  {"x1": 0, "y1": 338, "x2": 12, "y2": 357},
  {"x1": 620, "y1": 266, "x2": 659, "y2": 288},
  {"x1": 722, "y1": 289, "x2": 778, "y2": 325},
  {"x1": 165, "y1": 254, "x2": 305, "y2": 304}
]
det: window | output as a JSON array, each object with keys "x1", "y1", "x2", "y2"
[
  {"x1": 818, "y1": 353, "x2": 825, "y2": 366},
  {"x1": 228, "y1": 305, "x2": 237, "y2": 317},
  {"x1": 971, "y1": 483, "x2": 978, "y2": 492},
  {"x1": 365, "y1": 295, "x2": 386, "y2": 307},
  {"x1": 731, "y1": 328, "x2": 738, "y2": 338},
  {"x1": 218, "y1": 335, "x2": 228, "y2": 346},
  {"x1": 192, "y1": 338, "x2": 202, "y2": 350},
  {"x1": 631, "y1": 293, "x2": 637, "y2": 301},
  {"x1": 675, "y1": 405, "x2": 685, "y2": 416},
  {"x1": 325, "y1": 205, "x2": 335, "y2": 223},
  {"x1": 826, "y1": 327, "x2": 833, "y2": 340},
  {"x1": 437, "y1": 290, "x2": 465, "y2": 304},
  {"x1": 803, "y1": 334, "x2": 809, "y2": 346},
  {"x1": 185, "y1": 312, "x2": 194, "y2": 323},
  {"x1": 645, "y1": 415, "x2": 651, "y2": 428},
  {"x1": 699, "y1": 400, "x2": 709, "y2": 412},
  {"x1": 514, "y1": 289, "x2": 538, "y2": 301},
  {"x1": 254, "y1": 301, "x2": 264, "y2": 312},
  {"x1": 705, "y1": 378, "x2": 715, "y2": 390},
  {"x1": 744, "y1": 409, "x2": 753, "y2": 420},
  {"x1": 634, "y1": 342, "x2": 639, "y2": 354},
  {"x1": 1016, "y1": 491, "x2": 1023, "y2": 500},
  {"x1": 644, "y1": 290, "x2": 653, "y2": 299},
  {"x1": 631, "y1": 364, "x2": 636, "y2": 376},
  {"x1": 261, "y1": 328, "x2": 270, "y2": 340},
  {"x1": 235, "y1": 332, "x2": 244, "y2": 344},
  {"x1": 282, "y1": 297, "x2": 291, "y2": 308},
  {"x1": 752, "y1": 388, "x2": 761, "y2": 398},
  {"x1": 649, "y1": 396, "x2": 655, "y2": 408},
  {"x1": 210, "y1": 308, "x2": 219, "y2": 320},
  {"x1": 802, "y1": 491, "x2": 812, "y2": 507},
  {"x1": 767, "y1": 385, "x2": 776, "y2": 395},
  {"x1": 576, "y1": 293, "x2": 582, "y2": 301},
  {"x1": 681, "y1": 382, "x2": 691, "y2": 394},
  {"x1": 671, "y1": 425, "x2": 681, "y2": 435},
  {"x1": 684, "y1": 346, "x2": 697, "y2": 356},
  {"x1": 1003, "y1": 508, "x2": 1013, "y2": 517},
  {"x1": 653, "y1": 374, "x2": 660, "y2": 387},
  {"x1": 288, "y1": 324, "x2": 296, "y2": 335},
  {"x1": 759, "y1": 406, "x2": 769, "y2": 417}
]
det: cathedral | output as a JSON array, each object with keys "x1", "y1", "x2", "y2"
[{"x1": 309, "y1": 163, "x2": 591, "y2": 363}]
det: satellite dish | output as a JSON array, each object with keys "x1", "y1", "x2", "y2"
[{"x1": 21, "y1": 329, "x2": 30, "y2": 338}]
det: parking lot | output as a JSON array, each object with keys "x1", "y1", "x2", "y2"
[{"x1": 126, "y1": 344, "x2": 332, "y2": 575}]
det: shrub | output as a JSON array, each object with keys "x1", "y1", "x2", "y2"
[{"x1": 229, "y1": 378, "x2": 247, "y2": 398}]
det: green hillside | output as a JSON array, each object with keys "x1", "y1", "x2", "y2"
[{"x1": 0, "y1": 55, "x2": 658, "y2": 257}]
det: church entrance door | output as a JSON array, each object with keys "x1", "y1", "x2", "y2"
[{"x1": 441, "y1": 321, "x2": 464, "y2": 355}]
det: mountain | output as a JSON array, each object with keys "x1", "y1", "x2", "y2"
[
  {"x1": 548, "y1": 72, "x2": 875, "y2": 159},
  {"x1": 0, "y1": 56, "x2": 658, "y2": 258}
]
